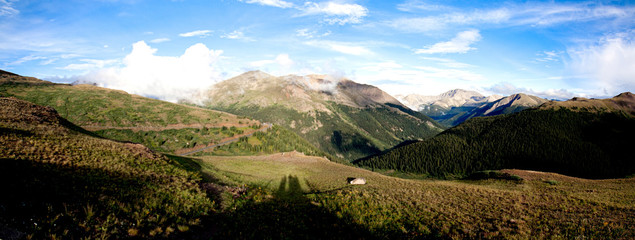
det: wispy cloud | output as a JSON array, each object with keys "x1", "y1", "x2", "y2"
[
  {"x1": 534, "y1": 50, "x2": 562, "y2": 62},
  {"x1": 415, "y1": 30, "x2": 481, "y2": 54},
  {"x1": 567, "y1": 31, "x2": 635, "y2": 94},
  {"x1": 0, "y1": 0, "x2": 18, "y2": 17},
  {"x1": 387, "y1": 9, "x2": 509, "y2": 32},
  {"x1": 150, "y1": 38, "x2": 170, "y2": 43},
  {"x1": 487, "y1": 82, "x2": 579, "y2": 100},
  {"x1": 60, "y1": 59, "x2": 118, "y2": 71},
  {"x1": 240, "y1": 0, "x2": 293, "y2": 8},
  {"x1": 221, "y1": 30, "x2": 254, "y2": 41},
  {"x1": 300, "y1": 1, "x2": 368, "y2": 25},
  {"x1": 386, "y1": 2, "x2": 635, "y2": 33},
  {"x1": 238, "y1": 0, "x2": 369, "y2": 25},
  {"x1": 296, "y1": 28, "x2": 331, "y2": 39},
  {"x1": 7, "y1": 55, "x2": 47, "y2": 66},
  {"x1": 396, "y1": 0, "x2": 452, "y2": 12},
  {"x1": 179, "y1": 30, "x2": 212, "y2": 37},
  {"x1": 356, "y1": 61, "x2": 487, "y2": 96},
  {"x1": 305, "y1": 40, "x2": 373, "y2": 55},
  {"x1": 420, "y1": 57, "x2": 474, "y2": 68}
]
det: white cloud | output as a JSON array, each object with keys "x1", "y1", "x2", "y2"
[
  {"x1": 75, "y1": 41, "x2": 224, "y2": 103},
  {"x1": 420, "y1": 57, "x2": 474, "y2": 68},
  {"x1": 239, "y1": 0, "x2": 368, "y2": 25},
  {"x1": 150, "y1": 38, "x2": 170, "y2": 43},
  {"x1": 179, "y1": 30, "x2": 212, "y2": 37},
  {"x1": 386, "y1": 2, "x2": 635, "y2": 33},
  {"x1": 300, "y1": 1, "x2": 368, "y2": 25},
  {"x1": 567, "y1": 32, "x2": 635, "y2": 94},
  {"x1": 221, "y1": 30, "x2": 254, "y2": 41},
  {"x1": 355, "y1": 61, "x2": 487, "y2": 96},
  {"x1": 487, "y1": 82, "x2": 579, "y2": 100},
  {"x1": 396, "y1": 0, "x2": 452, "y2": 12},
  {"x1": 240, "y1": 0, "x2": 294, "y2": 8},
  {"x1": 415, "y1": 30, "x2": 482, "y2": 54},
  {"x1": 296, "y1": 28, "x2": 331, "y2": 39},
  {"x1": 535, "y1": 50, "x2": 562, "y2": 62},
  {"x1": 388, "y1": 9, "x2": 509, "y2": 32},
  {"x1": 8, "y1": 55, "x2": 47, "y2": 66},
  {"x1": 0, "y1": 0, "x2": 18, "y2": 17},
  {"x1": 305, "y1": 40, "x2": 373, "y2": 55},
  {"x1": 60, "y1": 59, "x2": 118, "y2": 71}
]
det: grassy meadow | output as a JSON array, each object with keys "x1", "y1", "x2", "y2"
[
  {"x1": 0, "y1": 97, "x2": 214, "y2": 239},
  {"x1": 196, "y1": 153, "x2": 635, "y2": 239}
]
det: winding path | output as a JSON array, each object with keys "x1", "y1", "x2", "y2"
[{"x1": 177, "y1": 123, "x2": 273, "y2": 156}]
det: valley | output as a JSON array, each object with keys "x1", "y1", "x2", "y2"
[{"x1": 1, "y1": 70, "x2": 633, "y2": 239}]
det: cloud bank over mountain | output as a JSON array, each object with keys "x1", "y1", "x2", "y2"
[{"x1": 76, "y1": 41, "x2": 223, "y2": 103}]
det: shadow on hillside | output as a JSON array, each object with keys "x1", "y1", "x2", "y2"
[
  {"x1": 0, "y1": 157, "x2": 216, "y2": 239},
  {"x1": 204, "y1": 175, "x2": 380, "y2": 239}
]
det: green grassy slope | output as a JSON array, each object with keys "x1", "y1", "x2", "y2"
[
  {"x1": 0, "y1": 71, "x2": 324, "y2": 157},
  {"x1": 197, "y1": 153, "x2": 635, "y2": 239},
  {"x1": 355, "y1": 104, "x2": 635, "y2": 179},
  {"x1": 0, "y1": 97, "x2": 213, "y2": 239}
]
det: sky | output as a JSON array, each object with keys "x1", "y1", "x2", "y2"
[{"x1": 1, "y1": 0, "x2": 634, "y2": 102}]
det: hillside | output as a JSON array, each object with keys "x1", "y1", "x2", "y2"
[
  {"x1": 0, "y1": 97, "x2": 213, "y2": 238},
  {"x1": 197, "y1": 153, "x2": 635, "y2": 239},
  {"x1": 204, "y1": 71, "x2": 444, "y2": 160},
  {"x1": 355, "y1": 92, "x2": 635, "y2": 179},
  {"x1": 0, "y1": 70, "x2": 325, "y2": 157}
]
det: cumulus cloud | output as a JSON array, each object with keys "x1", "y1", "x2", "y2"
[
  {"x1": 299, "y1": 1, "x2": 368, "y2": 25},
  {"x1": 567, "y1": 33, "x2": 635, "y2": 94},
  {"x1": 76, "y1": 41, "x2": 224, "y2": 103},
  {"x1": 179, "y1": 30, "x2": 212, "y2": 38},
  {"x1": 240, "y1": 0, "x2": 294, "y2": 8},
  {"x1": 415, "y1": 29, "x2": 482, "y2": 54}
]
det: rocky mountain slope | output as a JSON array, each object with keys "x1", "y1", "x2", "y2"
[
  {"x1": 356, "y1": 92, "x2": 635, "y2": 179},
  {"x1": 205, "y1": 71, "x2": 444, "y2": 161},
  {"x1": 397, "y1": 90, "x2": 549, "y2": 127}
]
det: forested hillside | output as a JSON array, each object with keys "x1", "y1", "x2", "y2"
[{"x1": 356, "y1": 93, "x2": 635, "y2": 179}]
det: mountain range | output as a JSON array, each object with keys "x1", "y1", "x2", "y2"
[
  {"x1": 204, "y1": 71, "x2": 444, "y2": 160},
  {"x1": 356, "y1": 92, "x2": 635, "y2": 179},
  {"x1": 397, "y1": 90, "x2": 548, "y2": 126}
]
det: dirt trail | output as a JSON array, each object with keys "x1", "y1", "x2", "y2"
[
  {"x1": 82, "y1": 122, "x2": 256, "y2": 132},
  {"x1": 176, "y1": 123, "x2": 273, "y2": 156}
]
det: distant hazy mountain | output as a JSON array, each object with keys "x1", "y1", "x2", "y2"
[
  {"x1": 397, "y1": 89, "x2": 498, "y2": 111},
  {"x1": 205, "y1": 71, "x2": 444, "y2": 161},
  {"x1": 356, "y1": 92, "x2": 635, "y2": 179},
  {"x1": 397, "y1": 90, "x2": 550, "y2": 127}
]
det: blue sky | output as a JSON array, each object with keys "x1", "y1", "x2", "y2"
[{"x1": 1, "y1": 0, "x2": 634, "y2": 101}]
